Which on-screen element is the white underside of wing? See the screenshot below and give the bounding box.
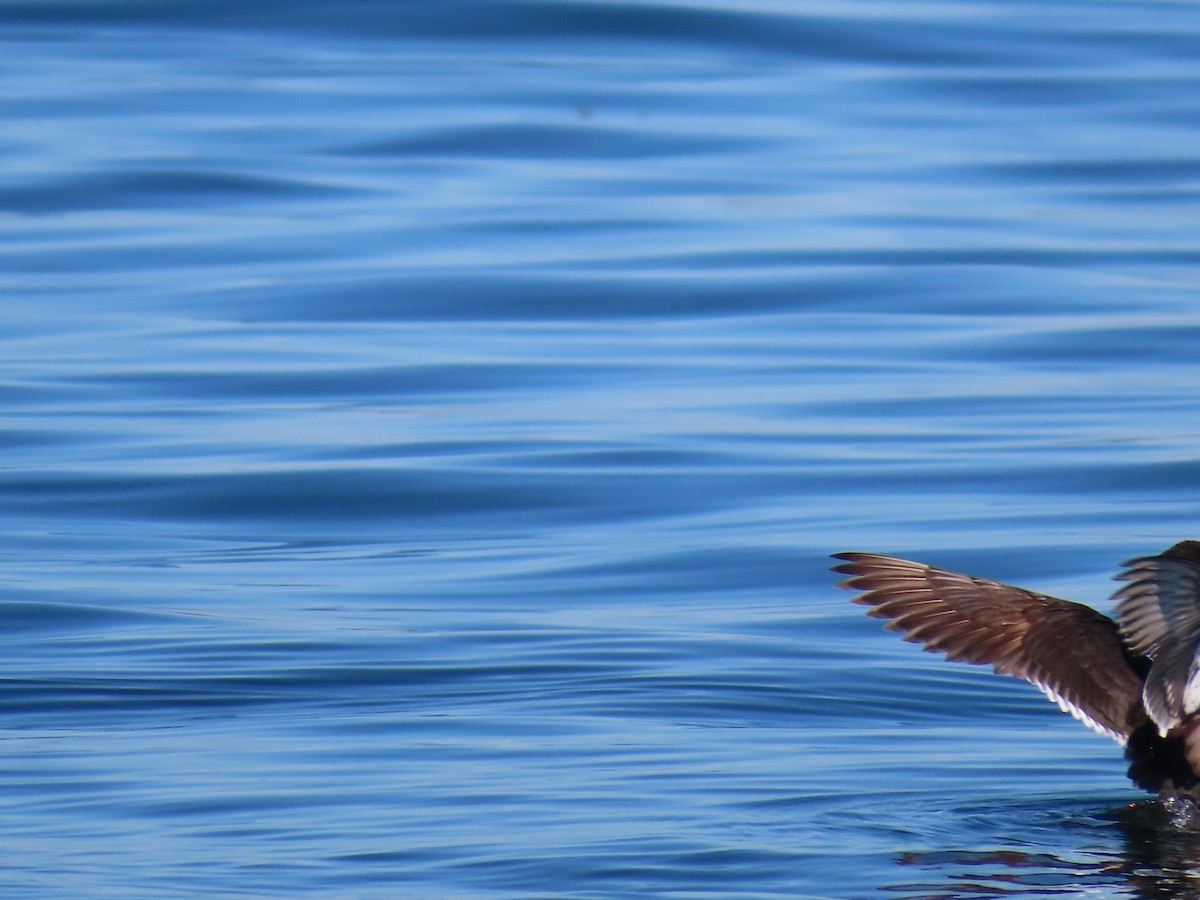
[1184,665,1200,719]
[1031,678,1126,745]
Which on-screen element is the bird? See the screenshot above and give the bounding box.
[833,541,1200,808]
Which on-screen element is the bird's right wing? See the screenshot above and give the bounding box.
[1115,540,1200,738]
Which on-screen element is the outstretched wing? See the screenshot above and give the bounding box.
[833,552,1148,744]
[1114,540,1200,737]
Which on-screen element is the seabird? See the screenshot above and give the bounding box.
[833,541,1200,805]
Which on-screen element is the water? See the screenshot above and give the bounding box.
[3,0,1200,896]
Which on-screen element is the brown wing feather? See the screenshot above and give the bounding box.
[833,552,1149,743]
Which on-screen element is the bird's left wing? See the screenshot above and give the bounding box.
[834,552,1149,744]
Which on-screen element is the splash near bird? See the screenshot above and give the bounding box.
[834,541,1200,807]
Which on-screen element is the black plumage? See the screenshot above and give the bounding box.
[834,542,1200,799]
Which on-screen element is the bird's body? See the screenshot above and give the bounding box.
[833,541,1200,802]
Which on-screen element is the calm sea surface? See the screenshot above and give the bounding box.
[3,1,1200,896]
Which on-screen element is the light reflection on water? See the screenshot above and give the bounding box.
[2,0,1200,896]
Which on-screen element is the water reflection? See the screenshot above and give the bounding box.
[884,802,1200,899]
[1118,803,1200,900]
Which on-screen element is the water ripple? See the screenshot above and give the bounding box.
[2,0,1200,896]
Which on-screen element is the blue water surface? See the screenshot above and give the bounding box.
[3,0,1200,896]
